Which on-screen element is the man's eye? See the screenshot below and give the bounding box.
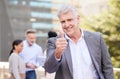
[61,21,65,23]
[68,19,72,21]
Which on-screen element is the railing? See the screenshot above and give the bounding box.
[0,62,120,79]
[114,68,120,72]
[0,62,45,79]
[114,68,120,79]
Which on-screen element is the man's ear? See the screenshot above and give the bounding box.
[77,15,80,21]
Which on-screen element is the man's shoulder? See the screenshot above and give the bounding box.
[47,37,57,44]
[84,30,102,37]
[48,37,58,41]
[34,43,42,49]
[23,40,27,45]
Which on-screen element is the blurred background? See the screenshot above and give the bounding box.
[0,0,120,79]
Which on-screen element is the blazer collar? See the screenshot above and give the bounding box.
[64,43,73,77]
[84,31,99,74]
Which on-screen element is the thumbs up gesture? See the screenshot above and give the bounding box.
[55,30,67,59]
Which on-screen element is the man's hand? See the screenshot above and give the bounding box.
[55,31,67,59]
[26,63,37,69]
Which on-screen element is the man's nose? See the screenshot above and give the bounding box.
[65,21,69,27]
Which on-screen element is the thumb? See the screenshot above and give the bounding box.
[59,30,65,38]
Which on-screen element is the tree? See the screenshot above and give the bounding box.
[81,0,120,67]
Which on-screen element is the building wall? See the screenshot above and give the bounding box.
[0,0,13,61]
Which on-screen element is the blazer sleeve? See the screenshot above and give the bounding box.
[100,34,114,79]
[44,38,62,73]
[11,55,21,79]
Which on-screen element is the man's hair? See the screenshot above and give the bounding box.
[48,31,57,38]
[57,4,78,18]
[25,29,36,35]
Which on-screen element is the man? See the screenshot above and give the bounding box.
[44,4,114,79]
[45,31,57,79]
[19,29,43,79]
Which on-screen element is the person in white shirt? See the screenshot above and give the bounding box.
[9,39,25,79]
[19,29,43,79]
[44,4,114,79]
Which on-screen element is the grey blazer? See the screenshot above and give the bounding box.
[44,31,114,79]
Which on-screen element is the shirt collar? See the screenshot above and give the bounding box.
[25,40,35,47]
[65,29,84,41]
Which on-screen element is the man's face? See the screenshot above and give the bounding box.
[59,11,80,37]
[26,33,36,46]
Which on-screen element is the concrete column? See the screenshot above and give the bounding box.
[0,0,13,61]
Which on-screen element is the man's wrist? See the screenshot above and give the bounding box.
[55,49,62,59]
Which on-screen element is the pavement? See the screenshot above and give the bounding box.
[0,62,46,79]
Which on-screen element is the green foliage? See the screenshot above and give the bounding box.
[81,0,120,68]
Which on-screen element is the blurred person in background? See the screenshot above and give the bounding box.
[19,29,43,79]
[9,39,25,79]
[44,4,114,79]
[44,31,57,79]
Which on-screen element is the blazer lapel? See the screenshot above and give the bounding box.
[64,43,73,77]
[84,31,95,61]
[84,31,100,74]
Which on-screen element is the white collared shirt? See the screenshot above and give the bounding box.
[19,40,43,71]
[65,30,98,79]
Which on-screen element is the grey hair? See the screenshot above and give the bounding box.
[25,29,36,36]
[57,4,78,18]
